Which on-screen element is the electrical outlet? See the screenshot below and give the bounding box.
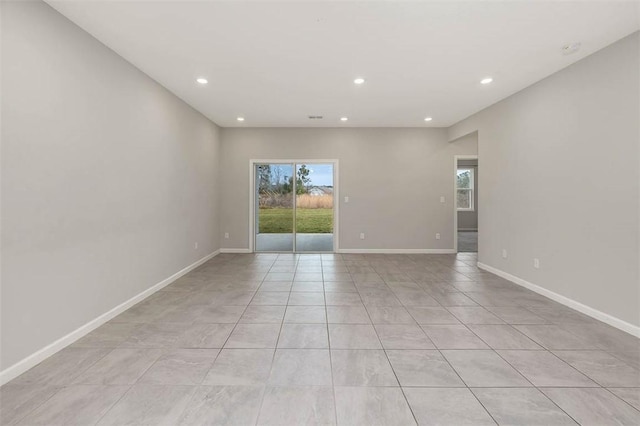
[440,196,445,203]
[502,249,508,259]
[224,233,229,239]
[194,242,198,249]
[344,196,349,203]
[435,233,441,240]
[534,258,540,269]
[360,232,365,240]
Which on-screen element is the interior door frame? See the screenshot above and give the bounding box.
[249,159,339,253]
[453,155,478,253]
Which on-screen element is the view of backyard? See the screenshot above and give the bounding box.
[257,164,334,234]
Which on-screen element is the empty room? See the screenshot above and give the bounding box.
[1,0,639,425]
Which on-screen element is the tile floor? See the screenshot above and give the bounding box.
[2,253,639,425]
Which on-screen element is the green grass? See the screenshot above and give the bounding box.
[259,208,333,233]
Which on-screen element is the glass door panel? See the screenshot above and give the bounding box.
[295,163,334,252]
[255,163,294,252]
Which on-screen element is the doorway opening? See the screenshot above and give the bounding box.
[454,155,478,253]
[251,161,337,253]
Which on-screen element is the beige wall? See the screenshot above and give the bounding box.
[1,1,221,370]
[449,32,640,328]
[220,128,477,251]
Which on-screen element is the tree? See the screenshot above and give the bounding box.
[296,164,311,194]
[257,165,272,193]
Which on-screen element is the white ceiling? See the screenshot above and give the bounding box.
[47,0,639,128]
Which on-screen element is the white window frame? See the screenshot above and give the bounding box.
[456,167,475,212]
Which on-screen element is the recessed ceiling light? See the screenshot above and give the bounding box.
[354,78,365,85]
[480,77,493,85]
[237,117,245,122]
[424,117,433,122]
[561,42,581,56]
[196,78,208,84]
[340,117,348,122]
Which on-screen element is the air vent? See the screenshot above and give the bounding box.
[308,115,323,120]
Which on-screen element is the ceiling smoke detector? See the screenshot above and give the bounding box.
[561,42,581,55]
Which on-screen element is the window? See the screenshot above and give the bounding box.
[457,168,474,211]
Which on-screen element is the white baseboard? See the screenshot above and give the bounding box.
[337,249,456,254]
[477,262,640,338]
[0,250,221,386]
[220,248,252,254]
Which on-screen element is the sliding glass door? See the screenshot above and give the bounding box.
[254,162,334,252]
[255,163,294,252]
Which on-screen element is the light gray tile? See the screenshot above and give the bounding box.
[324,282,357,292]
[431,292,478,307]
[467,325,542,349]
[194,305,245,323]
[326,306,371,324]
[120,323,188,348]
[366,306,415,324]
[447,307,504,324]
[387,350,464,387]
[98,384,195,425]
[257,386,336,425]
[251,291,290,305]
[239,305,286,323]
[73,348,163,385]
[553,350,640,387]
[485,307,549,324]
[12,348,110,386]
[472,388,577,425]
[294,273,324,282]
[498,350,597,387]
[331,350,398,386]
[17,385,128,426]
[360,290,402,307]
[334,387,416,426]
[0,385,61,425]
[203,349,274,385]
[328,324,382,349]
[177,385,264,425]
[407,307,461,325]
[269,349,332,386]
[404,388,495,426]
[608,388,640,411]
[277,324,329,348]
[265,272,295,281]
[259,281,292,292]
[138,349,218,385]
[176,323,234,348]
[325,292,363,306]
[323,272,353,282]
[610,351,640,371]
[291,281,324,292]
[224,324,280,348]
[421,325,489,349]
[288,292,325,305]
[375,324,435,349]
[442,350,531,387]
[514,325,596,350]
[284,306,327,323]
[394,291,440,307]
[541,387,640,426]
[72,323,141,348]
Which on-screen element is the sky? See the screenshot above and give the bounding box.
[301,163,334,186]
[266,163,334,187]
